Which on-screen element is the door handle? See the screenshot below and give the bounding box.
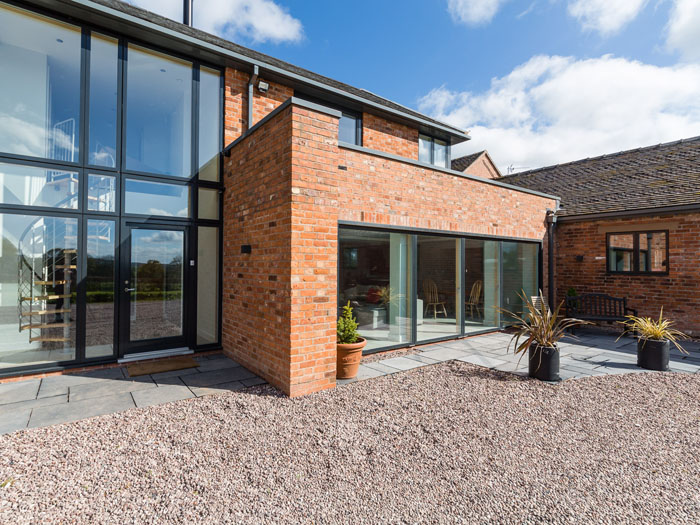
[124,287,136,292]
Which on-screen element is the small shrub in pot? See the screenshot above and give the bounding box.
[336,302,366,379]
[618,308,689,371]
[502,291,589,381]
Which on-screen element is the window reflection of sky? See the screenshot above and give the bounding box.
[125,179,188,218]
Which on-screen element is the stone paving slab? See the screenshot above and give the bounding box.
[132,384,195,408]
[420,347,469,362]
[378,357,424,371]
[457,354,507,368]
[363,361,403,375]
[0,379,40,405]
[0,354,264,434]
[0,409,31,435]
[190,380,247,397]
[69,376,157,402]
[181,366,256,388]
[28,392,136,428]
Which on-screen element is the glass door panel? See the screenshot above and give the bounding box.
[122,224,186,353]
[501,242,538,326]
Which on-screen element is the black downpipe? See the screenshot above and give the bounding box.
[183,0,193,26]
[546,210,556,308]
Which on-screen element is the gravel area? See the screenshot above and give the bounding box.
[1,362,699,524]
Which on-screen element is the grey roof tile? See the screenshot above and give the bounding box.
[501,136,700,217]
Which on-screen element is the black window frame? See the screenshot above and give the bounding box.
[606,230,669,275]
[419,134,450,168]
[0,0,225,378]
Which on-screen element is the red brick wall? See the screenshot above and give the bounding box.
[223,67,293,145]
[464,154,501,180]
[554,214,700,334]
[223,98,555,396]
[362,112,419,159]
[222,103,294,392]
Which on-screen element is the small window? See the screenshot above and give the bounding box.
[338,111,361,146]
[418,134,449,168]
[607,231,668,274]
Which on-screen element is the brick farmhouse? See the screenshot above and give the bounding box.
[504,137,700,335]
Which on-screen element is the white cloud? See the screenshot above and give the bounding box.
[418,55,700,173]
[125,0,303,44]
[666,0,700,62]
[567,0,648,36]
[447,0,508,25]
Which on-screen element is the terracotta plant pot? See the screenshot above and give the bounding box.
[336,337,366,379]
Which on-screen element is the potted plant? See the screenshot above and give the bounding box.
[336,301,366,379]
[618,308,689,371]
[502,291,589,381]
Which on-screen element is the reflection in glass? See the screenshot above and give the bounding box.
[89,34,118,167]
[0,4,81,161]
[0,213,77,370]
[434,139,447,168]
[338,228,412,352]
[86,220,115,358]
[197,226,219,344]
[0,163,78,209]
[417,235,460,342]
[608,234,634,272]
[501,242,538,326]
[87,174,116,212]
[198,188,219,220]
[339,113,359,145]
[639,232,666,272]
[124,179,189,217]
[465,239,500,333]
[418,135,431,163]
[198,67,221,181]
[126,45,192,177]
[130,229,184,340]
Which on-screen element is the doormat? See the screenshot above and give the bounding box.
[127,356,199,377]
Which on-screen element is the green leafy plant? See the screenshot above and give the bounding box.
[617,307,689,354]
[566,287,577,297]
[337,301,360,344]
[500,290,590,360]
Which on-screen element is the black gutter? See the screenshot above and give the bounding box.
[182,0,191,26]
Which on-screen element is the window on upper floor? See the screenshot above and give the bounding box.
[419,134,449,168]
[338,110,362,146]
[607,231,668,274]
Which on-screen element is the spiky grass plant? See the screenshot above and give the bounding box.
[618,307,689,354]
[500,290,590,362]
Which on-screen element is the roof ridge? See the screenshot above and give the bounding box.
[501,135,700,179]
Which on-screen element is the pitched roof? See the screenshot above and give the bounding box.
[501,137,700,217]
[61,0,468,142]
[451,151,484,172]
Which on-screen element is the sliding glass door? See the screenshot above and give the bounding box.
[338,226,541,353]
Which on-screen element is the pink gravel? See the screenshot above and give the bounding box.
[1,362,699,524]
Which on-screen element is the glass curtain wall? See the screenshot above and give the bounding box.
[0,1,223,373]
[338,226,540,353]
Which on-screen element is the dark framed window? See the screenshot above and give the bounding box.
[338,110,362,146]
[419,134,449,168]
[0,0,224,376]
[607,231,668,274]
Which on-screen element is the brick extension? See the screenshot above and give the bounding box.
[222,70,556,396]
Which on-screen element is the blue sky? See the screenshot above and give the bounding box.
[130,0,700,171]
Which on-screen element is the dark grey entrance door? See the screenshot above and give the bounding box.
[119,221,188,355]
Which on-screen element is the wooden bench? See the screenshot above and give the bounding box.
[565,293,637,331]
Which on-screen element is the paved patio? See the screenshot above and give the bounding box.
[2,329,699,435]
[0,354,266,434]
[340,328,700,385]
